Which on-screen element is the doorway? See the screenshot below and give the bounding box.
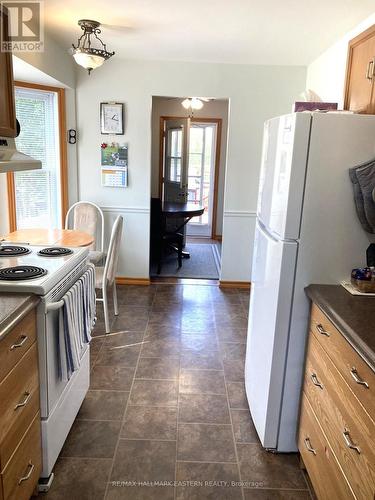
[150,96,228,280]
[159,117,222,240]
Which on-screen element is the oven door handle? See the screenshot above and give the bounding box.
[46,300,64,312]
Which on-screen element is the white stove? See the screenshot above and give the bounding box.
[0,244,93,486]
[0,244,89,295]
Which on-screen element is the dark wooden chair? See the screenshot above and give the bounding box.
[150,198,183,274]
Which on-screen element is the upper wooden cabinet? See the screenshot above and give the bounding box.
[346,34,375,113]
[0,6,17,138]
[344,25,375,114]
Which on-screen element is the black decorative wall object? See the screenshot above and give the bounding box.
[68,129,77,144]
[366,243,375,267]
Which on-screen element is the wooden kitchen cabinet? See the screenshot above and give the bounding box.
[0,308,42,500]
[0,6,17,138]
[299,302,375,499]
[344,25,375,114]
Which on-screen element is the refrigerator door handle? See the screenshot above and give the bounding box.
[257,219,280,243]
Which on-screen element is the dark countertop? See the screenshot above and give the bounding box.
[305,284,375,372]
[0,293,39,341]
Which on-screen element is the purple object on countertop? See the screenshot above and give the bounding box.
[294,102,338,112]
[351,267,372,281]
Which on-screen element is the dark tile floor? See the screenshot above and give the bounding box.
[37,284,312,500]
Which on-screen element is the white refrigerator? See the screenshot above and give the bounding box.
[245,111,375,452]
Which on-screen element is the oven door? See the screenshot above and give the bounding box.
[37,266,93,419]
[41,306,88,418]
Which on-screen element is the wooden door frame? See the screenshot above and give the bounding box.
[344,23,375,111]
[159,116,223,240]
[7,81,68,231]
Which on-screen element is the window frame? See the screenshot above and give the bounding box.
[7,81,68,231]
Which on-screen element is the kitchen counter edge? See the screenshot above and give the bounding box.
[305,284,375,373]
[0,293,40,341]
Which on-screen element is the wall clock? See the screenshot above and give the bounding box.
[100,102,124,134]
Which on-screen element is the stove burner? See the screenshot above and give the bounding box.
[0,265,47,281]
[0,246,30,257]
[38,247,73,257]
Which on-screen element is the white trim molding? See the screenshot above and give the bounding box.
[101,206,150,214]
[223,210,256,218]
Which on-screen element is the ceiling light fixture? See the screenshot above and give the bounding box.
[71,19,115,74]
[182,97,204,111]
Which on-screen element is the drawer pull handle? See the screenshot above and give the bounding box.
[311,373,324,389]
[18,461,34,484]
[350,367,369,388]
[304,437,317,455]
[10,335,28,350]
[315,324,330,337]
[366,60,374,80]
[343,429,361,454]
[14,392,31,410]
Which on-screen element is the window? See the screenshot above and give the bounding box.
[166,127,182,182]
[7,83,67,230]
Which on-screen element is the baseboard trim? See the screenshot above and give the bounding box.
[219,280,251,290]
[116,277,151,286]
[151,277,219,286]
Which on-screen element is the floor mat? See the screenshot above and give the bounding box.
[150,243,220,279]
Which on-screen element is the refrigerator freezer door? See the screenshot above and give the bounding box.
[257,113,311,240]
[245,220,298,449]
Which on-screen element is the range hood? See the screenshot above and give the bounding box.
[0,136,42,173]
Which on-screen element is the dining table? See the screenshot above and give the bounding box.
[161,201,204,258]
[2,228,94,248]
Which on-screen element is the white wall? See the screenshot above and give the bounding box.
[75,58,306,280]
[306,13,375,106]
[15,32,76,89]
[151,96,229,236]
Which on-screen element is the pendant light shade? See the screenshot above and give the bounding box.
[73,50,105,70]
[71,20,115,74]
[182,97,204,111]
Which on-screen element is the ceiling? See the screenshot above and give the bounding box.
[45,0,375,66]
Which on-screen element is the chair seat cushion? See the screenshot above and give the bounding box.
[95,267,104,288]
[89,250,105,265]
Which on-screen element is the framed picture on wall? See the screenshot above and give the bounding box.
[100,102,124,134]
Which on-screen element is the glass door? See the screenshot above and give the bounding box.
[163,117,190,203]
[187,122,217,237]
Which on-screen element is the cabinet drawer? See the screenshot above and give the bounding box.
[0,343,39,471]
[310,303,375,422]
[304,333,375,499]
[299,392,355,500]
[1,413,41,500]
[0,310,37,383]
